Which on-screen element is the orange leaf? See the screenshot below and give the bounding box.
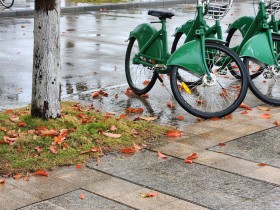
[35,146,43,153]
[197,117,203,123]
[102,132,121,138]
[177,116,184,121]
[140,192,158,198]
[18,122,27,127]
[79,193,85,199]
[157,151,167,159]
[224,114,233,120]
[91,91,100,98]
[186,153,198,160]
[24,176,29,181]
[0,127,8,133]
[33,170,49,177]
[114,93,119,99]
[273,120,280,126]
[133,142,142,150]
[13,174,22,180]
[210,117,220,121]
[140,94,149,98]
[167,101,175,109]
[9,115,20,123]
[0,179,5,184]
[166,130,182,137]
[184,159,192,164]
[241,110,248,115]
[121,148,136,154]
[143,80,150,85]
[125,87,136,96]
[261,113,272,119]
[258,106,270,111]
[76,164,83,169]
[257,163,267,167]
[49,145,59,154]
[239,102,252,110]
[218,143,226,146]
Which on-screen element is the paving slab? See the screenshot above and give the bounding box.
[87,150,279,210]
[19,189,135,210]
[209,127,280,168]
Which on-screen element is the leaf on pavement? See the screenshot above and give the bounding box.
[261,113,272,119]
[167,101,175,109]
[257,163,267,167]
[33,170,49,177]
[218,143,226,147]
[76,164,83,169]
[157,151,167,159]
[121,148,136,154]
[239,102,252,110]
[139,116,157,121]
[79,193,85,199]
[273,120,280,126]
[13,174,22,180]
[102,132,122,138]
[166,130,182,137]
[241,110,248,115]
[177,115,184,121]
[258,106,270,111]
[0,179,5,184]
[140,192,158,198]
[133,142,142,150]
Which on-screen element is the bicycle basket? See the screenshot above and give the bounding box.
[203,0,233,20]
[266,0,280,15]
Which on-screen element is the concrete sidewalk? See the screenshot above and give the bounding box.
[0,0,191,17]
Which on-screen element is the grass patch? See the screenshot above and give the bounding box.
[0,102,171,176]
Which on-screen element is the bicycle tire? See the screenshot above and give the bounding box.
[170,41,248,118]
[226,28,262,80]
[244,34,280,105]
[125,37,158,95]
[0,0,14,8]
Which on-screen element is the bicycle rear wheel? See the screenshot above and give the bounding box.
[0,0,14,8]
[170,41,248,118]
[125,37,158,95]
[244,34,280,105]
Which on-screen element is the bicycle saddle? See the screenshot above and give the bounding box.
[148,10,175,19]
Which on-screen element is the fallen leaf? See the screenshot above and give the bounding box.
[133,142,142,150]
[102,132,122,138]
[0,179,5,184]
[91,91,100,98]
[196,99,205,105]
[49,145,59,154]
[18,122,27,127]
[125,87,136,96]
[224,114,233,119]
[9,115,20,123]
[166,130,182,137]
[210,117,220,121]
[33,170,49,177]
[258,106,270,111]
[140,94,149,98]
[184,159,192,164]
[157,151,167,159]
[24,176,29,181]
[13,174,22,180]
[140,192,158,198]
[186,153,198,160]
[261,113,272,119]
[167,101,175,109]
[35,146,43,153]
[143,80,150,85]
[139,116,157,121]
[197,117,203,123]
[239,102,252,110]
[76,164,83,169]
[79,193,85,199]
[121,148,136,154]
[273,120,280,126]
[177,115,184,121]
[0,127,8,133]
[114,93,119,99]
[241,110,248,115]
[218,143,226,146]
[109,125,118,131]
[257,163,267,167]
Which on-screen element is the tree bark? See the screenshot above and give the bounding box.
[31,0,61,119]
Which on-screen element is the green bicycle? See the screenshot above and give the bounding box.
[125,0,249,118]
[226,0,280,105]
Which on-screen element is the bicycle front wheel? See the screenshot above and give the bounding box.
[0,0,14,8]
[125,37,158,95]
[244,35,280,105]
[170,41,248,119]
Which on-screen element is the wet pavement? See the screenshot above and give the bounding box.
[1,1,280,210]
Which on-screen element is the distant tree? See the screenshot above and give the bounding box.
[31,0,61,119]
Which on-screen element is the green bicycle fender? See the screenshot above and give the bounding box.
[166,39,205,76]
[129,23,163,59]
[240,32,275,65]
[173,20,215,38]
[226,16,254,37]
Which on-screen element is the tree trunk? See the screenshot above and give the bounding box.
[31,0,61,119]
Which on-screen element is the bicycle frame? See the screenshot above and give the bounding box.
[232,0,279,67]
